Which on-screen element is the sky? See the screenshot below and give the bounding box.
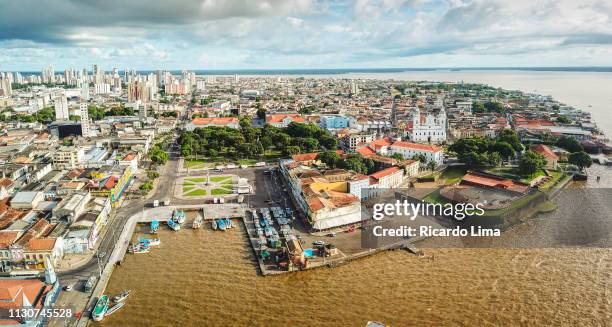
[1,0,612,71]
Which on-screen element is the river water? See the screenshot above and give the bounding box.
[101,71,612,326]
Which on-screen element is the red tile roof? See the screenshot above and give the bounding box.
[356,146,377,158]
[530,144,559,160]
[266,114,305,124]
[26,238,56,251]
[390,141,442,152]
[369,166,402,180]
[461,172,530,194]
[191,117,238,125]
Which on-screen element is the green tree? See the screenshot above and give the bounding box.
[472,101,485,113]
[519,150,546,176]
[556,116,571,124]
[140,182,153,194]
[484,101,505,113]
[568,151,592,170]
[390,153,404,160]
[556,136,583,153]
[496,129,522,152]
[490,141,515,161]
[256,107,266,120]
[412,154,427,163]
[426,160,436,171]
[318,151,342,168]
[283,146,301,156]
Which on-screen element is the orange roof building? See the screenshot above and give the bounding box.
[187,117,240,131]
[266,114,305,127]
[460,171,530,194]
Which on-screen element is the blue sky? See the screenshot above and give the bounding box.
[1,0,612,71]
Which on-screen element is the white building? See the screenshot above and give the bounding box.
[409,107,446,143]
[343,132,375,151]
[80,103,91,137]
[387,141,443,166]
[94,83,111,95]
[54,95,69,121]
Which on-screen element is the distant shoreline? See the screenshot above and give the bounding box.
[9,67,612,75]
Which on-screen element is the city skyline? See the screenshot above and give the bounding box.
[2,0,612,71]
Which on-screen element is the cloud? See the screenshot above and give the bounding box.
[0,0,316,45]
[2,0,612,69]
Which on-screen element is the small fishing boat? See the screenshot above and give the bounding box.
[139,237,160,246]
[105,302,125,316]
[212,219,218,230]
[131,244,150,254]
[112,290,131,303]
[167,219,180,231]
[192,214,203,229]
[150,220,159,234]
[92,295,109,321]
[217,219,227,231]
[173,210,186,224]
[225,218,232,229]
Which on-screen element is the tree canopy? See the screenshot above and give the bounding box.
[518,150,546,176]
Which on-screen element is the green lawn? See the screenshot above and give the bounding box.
[185,189,208,196]
[440,167,466,185]
[185,159,209,168]
[422,189,452,204]
[539,171,565,190]
[210,176,232,183]
[183,185,195,192]
[211,187,232,195]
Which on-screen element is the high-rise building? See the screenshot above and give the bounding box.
[81,82,89,100]
[350,80,360,95]
[54,95,69,121]
[0,77,11,96]
[128,81,150,102]
[94,83,111,94]
[136,100,147,121]
[79,103,91,137]
[42,65,55,84]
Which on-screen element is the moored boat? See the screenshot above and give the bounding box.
[112,290,131,303]
[150,220,159,234]
[105,302,125,316]
[225,218,232,229]
[92,295,109,321]
[212,219,217,230]
[217,219,226,231]
[173,210,186,224]
[167,219,181,231]
[192,214,203,229]
[139,237,160,246]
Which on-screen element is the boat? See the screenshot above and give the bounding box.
[173,210,186,224]
[130,243,150,254]
[211,219,218,230]
[150,220,159,234]
[92,295,109,321]
[105,302,125,316]
[139,237,160,246]
[167,219,180,231]
[192,214,203,229]
[218,219,227,231]
[112,290,131,303]
[225,218,232,229]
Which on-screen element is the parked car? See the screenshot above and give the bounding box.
[313,240,325,246]
[64,284,74,291]
[98,251,107,258]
